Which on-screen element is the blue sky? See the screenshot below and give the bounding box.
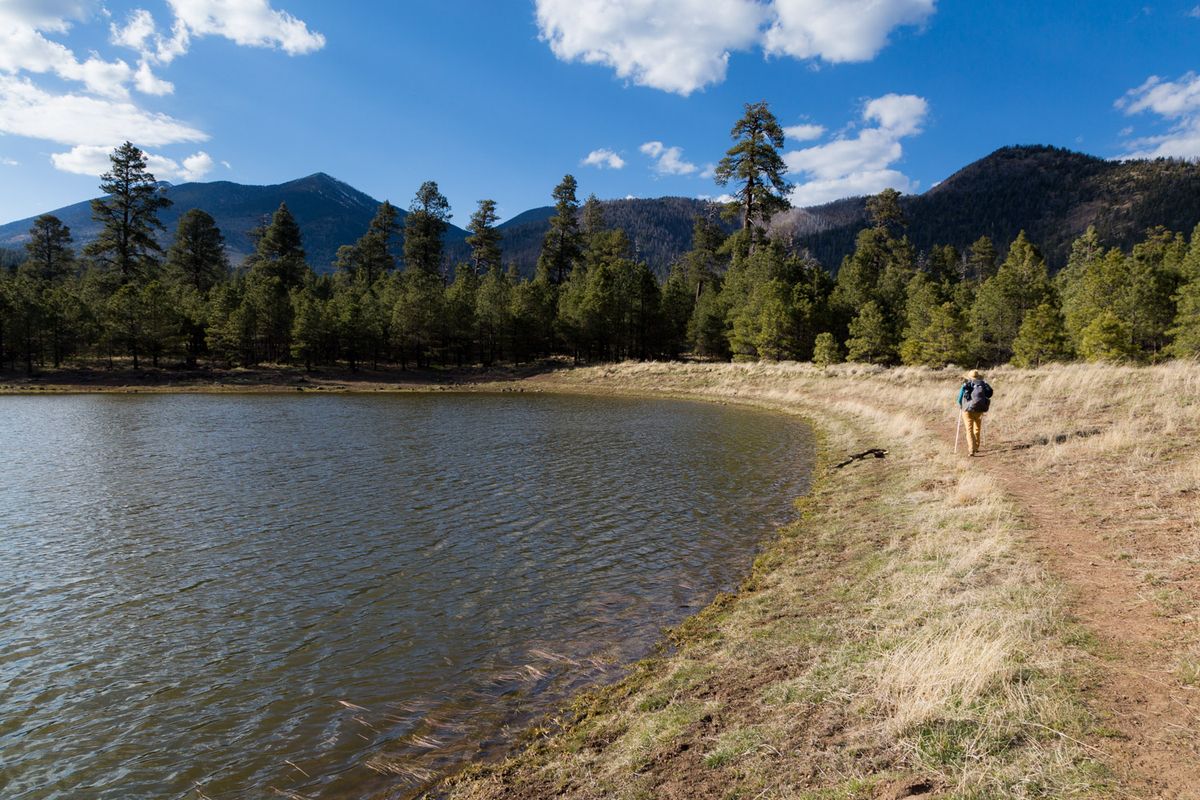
[2,0,1200,226]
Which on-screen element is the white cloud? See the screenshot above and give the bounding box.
[0,0,322,177]
[785,93,928,205]
[1,157,18,166]
[0,9,135,98]
[764,0,935,63]
[133,60,174,95]
[784,122,826,141]
[1116,72,1200,158]
[51,144,215,181]
[180,150,214,179]
[535,0,767,95]
[111,8,156,50]
[0,1,98,31]
[0,75,207,147]
[582,148,626,169]
[640,140,698,175]
[1189,5,1200,17]
[697,193,736,203]
[699,162,716,178]
[167,0,325,55]
[534,0,934,95]
[863,93,927,135]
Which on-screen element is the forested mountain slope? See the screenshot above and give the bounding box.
[774,146,1200,269]
[5,146,1200,275]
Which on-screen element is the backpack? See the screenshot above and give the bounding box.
[964,380,993,413]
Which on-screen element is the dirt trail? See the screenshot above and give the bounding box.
[940,414,1200,799]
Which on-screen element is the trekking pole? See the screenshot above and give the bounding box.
[954,406,962,454]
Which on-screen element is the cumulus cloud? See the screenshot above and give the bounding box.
[0,0,321,176]
[783,122,826,141]
[1116,72,1200,158]
[1,157,19,166]
[167,0,325,55]
[582,148,626,169]
[640,140,699,175]
[763,0,935,63]
[0,75,207,147]
[534,0,935,95]
[51,144,215,180]
[784,93,928,206]
[536,0,765,96]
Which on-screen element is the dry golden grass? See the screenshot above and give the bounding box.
[435,359,1196,799]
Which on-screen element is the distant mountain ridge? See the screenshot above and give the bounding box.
[0,173,468,272]
[773,145,1200,269]
[4,145,1200,276]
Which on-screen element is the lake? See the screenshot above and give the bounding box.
[0,392,813,799]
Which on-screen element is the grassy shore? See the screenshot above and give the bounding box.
[434,361,1199,799]
[6,360,1197,797]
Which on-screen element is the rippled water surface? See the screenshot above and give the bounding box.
[0,392,813,799]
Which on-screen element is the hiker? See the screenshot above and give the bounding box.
[957,369,993,456]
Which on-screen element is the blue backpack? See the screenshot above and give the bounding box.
[963,380,993,412]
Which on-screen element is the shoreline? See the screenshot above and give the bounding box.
[0,363,565,395]
[9,361,1198,798]
[431,363,1109,799]
[431,361,1199,799]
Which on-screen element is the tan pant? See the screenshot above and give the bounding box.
[962,411,983,454]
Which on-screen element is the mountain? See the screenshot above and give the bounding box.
[446,197,737,277]
[4,145,1200,277]
[0,173,468,272]
[773,145,1200,270]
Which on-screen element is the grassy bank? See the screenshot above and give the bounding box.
[8,360,1196,796]
[430,361,1198,799]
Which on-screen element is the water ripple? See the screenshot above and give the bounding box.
[0,392,812,800]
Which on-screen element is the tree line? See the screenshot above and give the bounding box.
[3,106,1200,376]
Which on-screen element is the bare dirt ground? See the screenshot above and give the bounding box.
[943,412,1200,799]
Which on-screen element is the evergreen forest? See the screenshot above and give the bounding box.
[4,106,1200,377]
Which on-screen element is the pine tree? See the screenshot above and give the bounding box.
[899,272,942,365]
[1168,276,1200,357]
[714,101,792,245]
[660,263,694,357]
[248,203,307,290]
[22,215,75,281]
[357,201,400,283]
[866,188,906,236]
[290,286,327,370]
[242,203,307,362]
[812,332,842,367]
[1011,302,1071,367]
[465,199,502,276]
[965,236,998,282]
[444,268,479,365]
[392,270,444,367]
[165,209,229,294]
[969,231,1052,364]
[475,266,512,366]
[1078,310,1137,361]
[139,279,179,368]
[690,283,730,360]
[536,175,583,284]
[915,302,970,366]
[403,181,451,276]
[581,193,605,241]
[846,300,895,364]
[85,142,172,285]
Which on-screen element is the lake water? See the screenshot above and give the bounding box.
[0,392,813,799]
